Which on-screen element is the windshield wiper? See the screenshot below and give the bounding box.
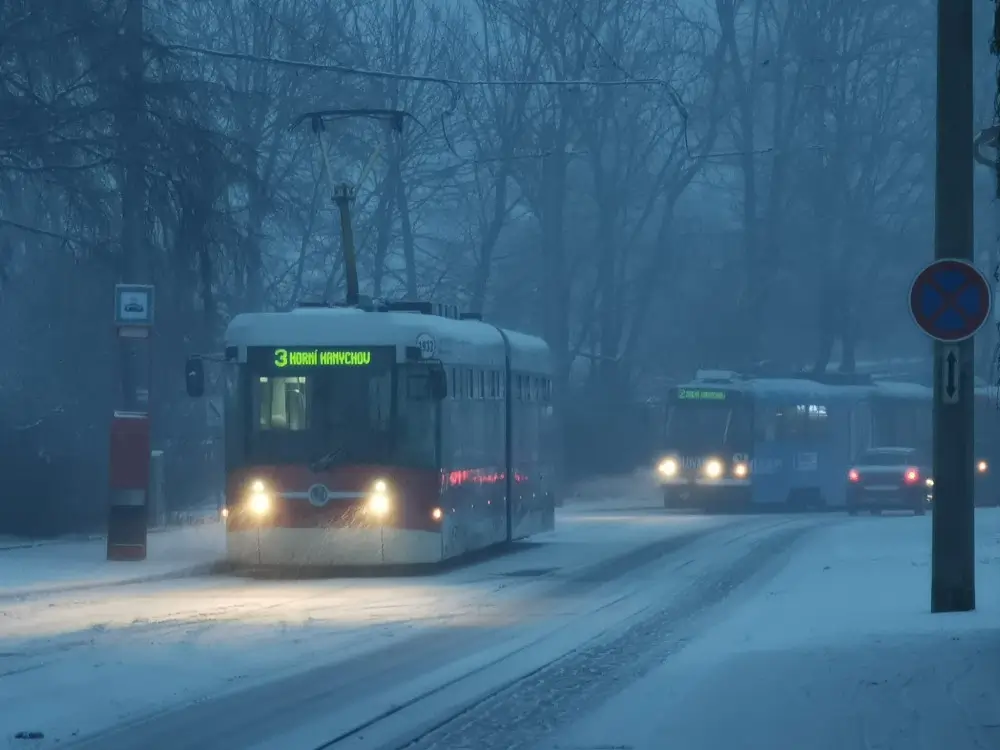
[309,445,344,473]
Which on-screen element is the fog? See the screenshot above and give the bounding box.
[1,0,999,535]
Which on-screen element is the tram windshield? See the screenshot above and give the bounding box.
[664,396,751,454]
[240,345,440,468]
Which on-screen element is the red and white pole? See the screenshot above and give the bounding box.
[107,411,151,561]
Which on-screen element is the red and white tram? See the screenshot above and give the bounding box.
[185,301,557,566]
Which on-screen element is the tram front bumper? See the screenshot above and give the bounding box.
[661,478,751,507]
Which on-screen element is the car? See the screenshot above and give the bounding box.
[846,446,931,516]
[124,302,144,313]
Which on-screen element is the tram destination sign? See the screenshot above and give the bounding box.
[273,348,372,367]
[247,346,395,372]
[676,388,728,401]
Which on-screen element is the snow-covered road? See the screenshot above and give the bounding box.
[1,501,758,748]
[8,506,997,750]
[547,508,1000,750]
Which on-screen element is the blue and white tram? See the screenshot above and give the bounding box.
[185,301,557,566]
[655,371,874,511]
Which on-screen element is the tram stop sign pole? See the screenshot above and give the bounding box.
[109,284,155,561]
[909,258,990,613]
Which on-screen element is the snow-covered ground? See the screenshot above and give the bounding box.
[0,523,225,598]
[0,478,660,600]
[0,503,738,748]
[11,502,995,750]
[551,508,1000,750]
[565,469,661,506]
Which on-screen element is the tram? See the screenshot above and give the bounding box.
[185,300,557,566]
[655,370,874,511]
[653,368,1000,512]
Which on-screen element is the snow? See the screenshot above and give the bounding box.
[0,502,732,748]
[551,509,1000,750]
[227,307,553,372]
[0,524,225,599]
[0,491,663,600]
[678,507,1000,655]
[18,501,997,750]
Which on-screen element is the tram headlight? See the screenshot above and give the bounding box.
[368,493,390,516]
[732,462,749,478]
[926,477,934,487]
[703,459,723,479]
[978,460,989,474]
[367,478,391,517]
[249,491,271,516]
[246,479,272,516]
[657,458,678,477]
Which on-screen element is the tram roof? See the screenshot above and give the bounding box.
[673,375,999,403]
[673,377,873,399]
[226,306,552,373]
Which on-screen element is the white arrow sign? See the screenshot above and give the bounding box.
[942,345,960,405]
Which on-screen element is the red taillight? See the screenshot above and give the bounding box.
[904,468,919,484]
[848,469,860,483]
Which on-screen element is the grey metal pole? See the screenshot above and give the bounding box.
[931,0,976,613]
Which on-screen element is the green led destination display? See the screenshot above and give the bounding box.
[677,388,727,401]
[273,348,372,367]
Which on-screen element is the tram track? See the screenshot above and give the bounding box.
[309,518,815,750]
[54,515,825,750]
[0,514,741,671]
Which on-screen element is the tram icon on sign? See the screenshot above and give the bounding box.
[114,283,155,327]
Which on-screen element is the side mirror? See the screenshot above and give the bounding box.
[429,369,447,401]
[185,356,205,398]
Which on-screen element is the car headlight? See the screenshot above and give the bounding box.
[732,462,749,478]
[978,460,988,474]
[704,459,723,479]
[367,478,390,516]
[657,458,678,477]
[926,477,934,487]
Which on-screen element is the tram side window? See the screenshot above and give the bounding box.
[775,404,829,440]
[397,373,438,468]
[850,403,872,456]
[254,376,309,430]
[754,402,777,442]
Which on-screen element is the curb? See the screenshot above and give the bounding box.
[0,561,221,601]
[0,521,223,552]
